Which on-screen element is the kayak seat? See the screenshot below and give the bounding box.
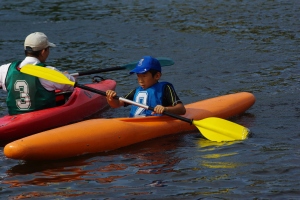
[55,90,73,106]
[55,76,104,106]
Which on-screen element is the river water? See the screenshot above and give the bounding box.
[0,0,300,199]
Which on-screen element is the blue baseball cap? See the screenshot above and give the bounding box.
[129,56,161,74]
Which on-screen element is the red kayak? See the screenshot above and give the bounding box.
[0,78,116,145]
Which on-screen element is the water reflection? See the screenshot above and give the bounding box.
[4,159,92,187]
[198,139,243,169]
[3,134,184,193]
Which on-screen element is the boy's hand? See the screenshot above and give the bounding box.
[152,105,166,115]
[106,90,117,101]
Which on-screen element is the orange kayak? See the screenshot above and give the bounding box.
[0,79,116,145]
[4,92,255,161]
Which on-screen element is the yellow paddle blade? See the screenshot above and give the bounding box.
[193,117,249,142]
[21,64,75,86]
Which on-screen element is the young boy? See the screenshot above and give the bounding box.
[106,56,186,117]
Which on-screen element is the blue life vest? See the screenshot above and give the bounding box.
[129,82,170,117]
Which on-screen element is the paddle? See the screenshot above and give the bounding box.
[20,65,249,142]
[70,57,174,76]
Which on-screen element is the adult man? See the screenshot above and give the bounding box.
[0,32,75,115]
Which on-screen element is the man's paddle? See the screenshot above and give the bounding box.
[70,57,174,76]
[20,65,249,142]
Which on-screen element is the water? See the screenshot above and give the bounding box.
[0,0,300,199]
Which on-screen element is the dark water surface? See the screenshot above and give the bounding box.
[0,0,300,199]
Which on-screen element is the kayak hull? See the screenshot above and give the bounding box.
[4,92,255,161]
[0,79,116,145]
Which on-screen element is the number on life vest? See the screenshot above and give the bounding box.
[134,91,148,116]
[15,80,31,110]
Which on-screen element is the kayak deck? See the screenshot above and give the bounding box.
[4,92,255,161]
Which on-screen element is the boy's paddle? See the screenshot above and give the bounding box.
[20,65,249,142]
[70,57,174,76]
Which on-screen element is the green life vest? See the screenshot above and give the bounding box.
[5,61,56,115]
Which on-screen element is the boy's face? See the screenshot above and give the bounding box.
[136,71,161,89]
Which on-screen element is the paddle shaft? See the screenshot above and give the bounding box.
[70,66,125,76]
[70,57,174,76]
[75,83,193,124]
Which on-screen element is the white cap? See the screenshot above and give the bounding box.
[24,32,56,51]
